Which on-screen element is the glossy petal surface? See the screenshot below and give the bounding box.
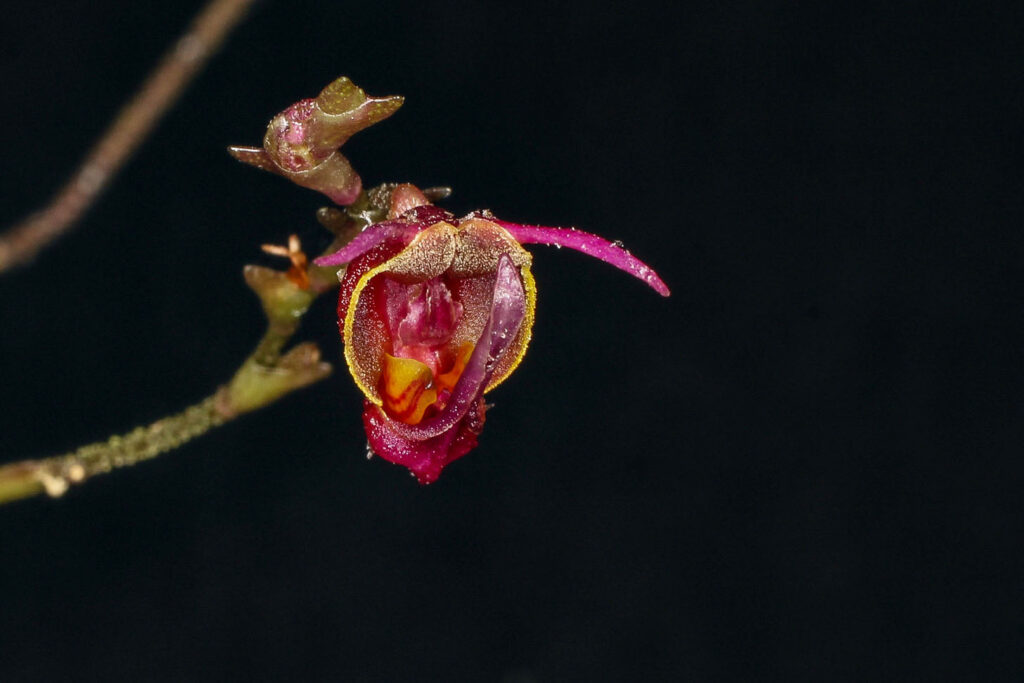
[495,220,671,296]
[313,220,417,267]
[363,398,484,484]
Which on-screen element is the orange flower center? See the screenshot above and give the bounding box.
[381,343,473,424]
[378,275,473,425]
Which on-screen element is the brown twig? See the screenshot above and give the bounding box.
[0,0,257,273]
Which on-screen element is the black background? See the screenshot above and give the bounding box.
[1,1,1022,680]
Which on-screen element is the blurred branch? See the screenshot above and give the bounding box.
[0,0,256,273]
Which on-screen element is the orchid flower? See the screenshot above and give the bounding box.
[233,77,669,483]
[314,187,669,483]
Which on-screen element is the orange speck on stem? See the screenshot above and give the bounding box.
[261,234,311,289]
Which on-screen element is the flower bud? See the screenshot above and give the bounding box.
[228,77,403,205]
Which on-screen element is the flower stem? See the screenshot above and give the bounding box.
[0,315,331,506]
[0,187,392,506]
[0,397,226,503]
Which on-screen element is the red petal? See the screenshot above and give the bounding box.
[314,206,458,267]
[363,398,485,484]
[336,236,410,327]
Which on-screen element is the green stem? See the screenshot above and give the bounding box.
[0,186,394,506]
[0,396,226,503]
[0,323,331,505]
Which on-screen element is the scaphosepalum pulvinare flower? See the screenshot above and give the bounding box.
[0,71,668,503]
[234,77,671,483]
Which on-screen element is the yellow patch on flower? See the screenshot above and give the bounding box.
[380,354,437,425]
[436,342,475,394]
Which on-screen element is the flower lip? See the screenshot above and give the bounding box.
[384,253,527,441]
[362,397,483,484]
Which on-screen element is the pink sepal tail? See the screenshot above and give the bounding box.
[494,220,670,296]
[313,221,417,266]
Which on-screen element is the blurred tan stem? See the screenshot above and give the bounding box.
[0,0,256,273]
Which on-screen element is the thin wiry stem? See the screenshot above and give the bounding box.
[0,0,257,273]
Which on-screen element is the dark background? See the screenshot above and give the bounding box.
[1,1,1022,680]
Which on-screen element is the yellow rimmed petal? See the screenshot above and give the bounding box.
[450,218,537,393]
[451,217,532,277]
[344,222,458,405]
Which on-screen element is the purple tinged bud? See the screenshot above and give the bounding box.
[228,77,403,206]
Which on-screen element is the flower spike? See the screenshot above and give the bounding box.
[228,77,403,205]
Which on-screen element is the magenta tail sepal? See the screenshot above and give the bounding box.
[494,220,670,296]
